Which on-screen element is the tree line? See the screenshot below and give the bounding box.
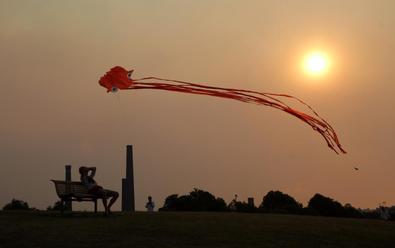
[2,188,394,220]
[159,188,394,220]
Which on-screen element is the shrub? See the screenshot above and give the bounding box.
[308,194,346,217]
[344,203,364,218]
[159,188,227,212]
[3,199,31,210]
[234,201,257,213]
[47,201,63,211]
[259,191,303,214]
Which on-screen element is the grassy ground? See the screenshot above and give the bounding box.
[0,211,394,248]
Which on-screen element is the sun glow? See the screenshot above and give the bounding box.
[303,51,330,76]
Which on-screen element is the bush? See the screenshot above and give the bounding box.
[388,206,395,221]
[259,191,303,214]
[160,194,179,211]
[308,194,346,217]
[47,201,63,211]
[233,201,257,213]
[159,188,227,212]
[300,207,319,216]
[344,203,364,218]
[3,199,31,210]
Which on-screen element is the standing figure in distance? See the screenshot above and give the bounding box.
[145,196,155,212]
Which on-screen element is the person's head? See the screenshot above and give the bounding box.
[148,196,152,201]
[79,166,89,176]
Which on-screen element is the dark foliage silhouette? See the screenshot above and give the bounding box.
[159,189,391,220]
[232,201,257,213]
[159,188,227,212]
[343,203,364,218]
[46,201,63,211]
[308,193,347,217]
[259,191,303,214]
[3,199,31,210]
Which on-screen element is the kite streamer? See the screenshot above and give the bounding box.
[99,66,346,154]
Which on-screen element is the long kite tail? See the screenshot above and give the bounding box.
[127,76,346,154]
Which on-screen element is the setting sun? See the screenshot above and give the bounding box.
[303,51,330,76]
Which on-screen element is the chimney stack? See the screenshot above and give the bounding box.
[65,165,72,211]
[122,145,135,212]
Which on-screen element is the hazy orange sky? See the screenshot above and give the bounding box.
[1,0,395,211]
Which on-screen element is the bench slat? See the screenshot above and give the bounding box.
[51,180,97,198]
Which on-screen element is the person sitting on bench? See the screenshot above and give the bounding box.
[79,166,119,215]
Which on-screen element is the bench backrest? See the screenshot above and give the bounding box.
[51,180,89,197]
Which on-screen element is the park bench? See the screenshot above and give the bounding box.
[51,180,107,214]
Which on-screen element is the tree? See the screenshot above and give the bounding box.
[308,194,346,217]
[259,191,303,214]
[3,199,31,210]
[159,188,227,212]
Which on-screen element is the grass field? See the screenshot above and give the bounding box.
[0,211,394,248]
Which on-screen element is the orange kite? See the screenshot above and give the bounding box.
[99,66,346,154]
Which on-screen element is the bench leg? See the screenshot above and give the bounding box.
[94,199,97,213]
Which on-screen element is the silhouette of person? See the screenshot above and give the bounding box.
[145,196,155,212]
[79,166,119,215]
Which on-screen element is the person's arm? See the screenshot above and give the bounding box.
[89,167,96,178]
